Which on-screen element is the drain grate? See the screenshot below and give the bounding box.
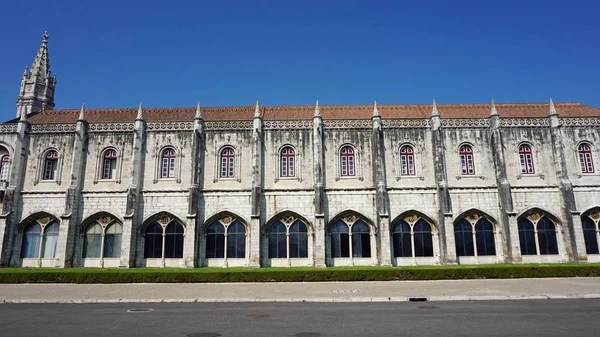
[295,333,322,337]
[187,333,221,337]
[408,297,428,302]
[127,308,154,313]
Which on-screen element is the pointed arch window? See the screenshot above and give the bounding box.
[43,150,59,180]
[21,219,59,259]
[340,146,355,177]
[399,145,415,176]
[143,217,184,259]
[101,149,118,180]
[268,216,308,259]
[392,216,434,258]
[518,144,535,174]
[280,147,296,178]
[204,216,246,259]
[220,147,235,178]
[578,143,595,173]
[83,218,122,259]
[454,215,496,257]
[161,148,176,178]
[0,155,10,182]
[459,145,475,175]
[518,213,559,256]
[330,216,370,258]
[582,211,600,255]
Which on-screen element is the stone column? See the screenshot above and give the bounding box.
[430,100,453,264]
[371,102,392,266]
[548,100,585,261]
[248,102,263,267]
[488,101,516,261]
[313,102,327,267]
[55,105,88,267]
[122,103,146,267]
[188,102,204,267]
[0,112,31,266]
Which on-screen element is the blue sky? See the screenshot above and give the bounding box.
[1,0,598,120]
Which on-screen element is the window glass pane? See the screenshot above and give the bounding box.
[144,222,163,258]
[454,219,474,256]
[392,220,411,257]
[518,218,537,255]
[104,223,122,258]
[164,223,184,258]
[21,223,41,258]
[84,223,103,258]
[582,217,599,255]
[289,228,308,258]
[537,217,558,255]
[41,222,59,258]
[475,219,496,256]
[414,219,433,257]
[227,233,246,258]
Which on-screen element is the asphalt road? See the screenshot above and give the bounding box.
[0,299,599,337]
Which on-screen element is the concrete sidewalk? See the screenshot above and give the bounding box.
[1,277,600,303]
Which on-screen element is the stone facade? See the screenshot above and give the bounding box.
[1,33,600,268]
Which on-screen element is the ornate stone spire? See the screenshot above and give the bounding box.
[549,98,558,116]
[195,101,202,119]
[373,101,380,117]
[314,100,321,117]
[254,100,261,118]
[490,99,498,116]
[31,31,51,81]
[136,102,144,120]
[78,103,85,120]
[432,98,439,117]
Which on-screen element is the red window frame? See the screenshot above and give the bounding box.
[102,149,118,180]
[400,145,415,176]
[459,145,475,175]
[0,155,10,182]
[340,146,355,177]
[578,143,595,173]
[43,150,59,180]
[220,148,235,178]
[518,144,535,174]
[280,147,295,177]
[161,148,176,178]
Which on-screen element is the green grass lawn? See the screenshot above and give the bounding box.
[0,263,599,283]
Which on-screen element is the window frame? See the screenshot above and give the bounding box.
[160,148,177,179]
[339,145,356,177]
[219,147,236,179]
[459,144,475,175]
[518,144,535,174]
[42,150,59,181]
[578,143,595,174]
[399,145,416,176]
[279,146,296,178]
[101,148,119,180]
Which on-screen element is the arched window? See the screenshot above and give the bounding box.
[21,220,59,259]
[206,222,225,258]
[220,147,235,178]
[582,211,600,255]
[289,221,308,258]
[454,215,496,257]
[102,149,118,180]
[459,145,475,175]
[518,213,559,255]
[330,216,371,258]
[340,146,355,177]
[578,143,595,173]
[84,220,122,259]
[161,148,176,178]
[399,146,415,176]
[43,150,59,180]
[269,222,287,258]
[280,147,296,177]
[393,217,434,258]
[143,217,184,259]
[268,217,308,259]
[518,144,535,174]
[0,155,10,182]
[204,217,246,259]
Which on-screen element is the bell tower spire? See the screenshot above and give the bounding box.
[16,31,57,118]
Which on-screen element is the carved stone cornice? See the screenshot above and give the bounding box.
[0,124,17,134]
[500,118,549,127]
[323,119,371,129]
[204,121,253,131]
[383,119,430,128]
[264,120,313,129]
[31,124,76,133]
[442,119,490,128]
[146,122,193,132]
[559,117,600,127]
[89,123,135,132]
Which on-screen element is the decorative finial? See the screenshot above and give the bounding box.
[549,98,557,116]
[19,109,27,122]
[42,31,49,43]
[23,66,28,76]
[315,100,321,117]
[254,100,260,118]
[373,100,380,117]
[136,102,143,120]
[490,99,498,116]
[195,101,202,119]
[432,98,439,117]
[78,103,85,120]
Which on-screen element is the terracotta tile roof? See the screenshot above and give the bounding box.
[19,102,600,124]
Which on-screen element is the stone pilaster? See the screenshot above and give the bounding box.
[488,101,515,262]
[313,101,326,267]
[430,100,453,264]
[0,114,31,266]
[122,104,146,267]
[371,102,391,266]
[189,102,204,266]
[55,106,88,267]
[248,102,263,267]
[547,100,584,261]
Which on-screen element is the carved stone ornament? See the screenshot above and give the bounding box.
[157,216,173,226]
[218,216,234,226]
[587,210,600,222]
[465,213,482,225]
[97,216,113,226]
[35,217,52,226]
[403,214,419,225]
[342,214,359,226]
[526,212,542,224]
[280,215,297,226]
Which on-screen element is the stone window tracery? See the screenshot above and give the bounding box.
[582,210,600,255]
[205,216,246,259]
[268,215,308,259]
[143,216,184,259]
[20,217,59,259]
[83,216,122,259]
[454,213,496,257]
[518,212,559,256]
[392,215,434,258]
[330,215,371,258]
